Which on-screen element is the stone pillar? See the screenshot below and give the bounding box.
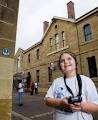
[0,0,19,119]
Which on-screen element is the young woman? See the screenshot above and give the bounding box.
[44,51,98,120]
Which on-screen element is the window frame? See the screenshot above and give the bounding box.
[55,33,59,50]
[36,70,40,82]
[36,49,39,60]
[50,38,53,50]
[83,24,92,41]
[62,31,66,47]
[87,56,97,78]
[28,53,30,63]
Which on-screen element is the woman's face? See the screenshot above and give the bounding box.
[60,53,76,74]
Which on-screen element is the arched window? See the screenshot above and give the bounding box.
[50,38,53,50]
[36,49,39,60]
[28,53,30,63]
[55,34,59,50]
[83,24,92,41]
[36,70,40,82]
[62,31,66,47]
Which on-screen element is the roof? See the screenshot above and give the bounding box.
[22,6,98,53]
[76,6,98,23]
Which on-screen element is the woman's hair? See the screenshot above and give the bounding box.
[58,51,78,70]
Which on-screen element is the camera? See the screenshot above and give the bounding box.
[68,96,82,104]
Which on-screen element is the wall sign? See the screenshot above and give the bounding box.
[2,48,10,56]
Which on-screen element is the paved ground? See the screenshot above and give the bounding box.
[12,91,98,120]
[12,91,53,120]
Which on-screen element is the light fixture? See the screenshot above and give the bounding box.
[50,62,55,71]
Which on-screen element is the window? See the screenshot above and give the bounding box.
[36,49,39,60]
[50,38,53,50]
[55,25,57,29]
[55,34,59,50]
[27,72,31,88]
[87,56,97,78]
[36,70,40,82]
[48,67,52,82]
[83,24,92,41]
[28,54,30,63]
[62,31,66,47]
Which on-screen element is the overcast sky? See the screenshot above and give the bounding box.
[15,0,98,52]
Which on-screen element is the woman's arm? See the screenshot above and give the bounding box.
[68,102,98,113]
[45,97,98,113]
[81,102,98,113]
[44,97,70,110]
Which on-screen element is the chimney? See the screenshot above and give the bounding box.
[43,21,49,33]
[67,1,75,19]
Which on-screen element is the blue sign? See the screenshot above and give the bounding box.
[2,48,10,56]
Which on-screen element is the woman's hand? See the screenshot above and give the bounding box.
[69,103,82,112]
[61,97,72,110]
[62,97,82,112]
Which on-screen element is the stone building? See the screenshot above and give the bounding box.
[13,48,25,88]
[0,0,19,119]
[15,1,98,93]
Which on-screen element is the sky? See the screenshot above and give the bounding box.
[15,0,98,52]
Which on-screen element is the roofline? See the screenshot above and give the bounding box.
[23,16,75,54]
[23,41,42,53]
[39,16,75,44]
[22,6,98,53]
[76,6,98,23]
[52,16,75,22]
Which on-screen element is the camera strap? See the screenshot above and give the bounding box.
[64,74,82,97]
